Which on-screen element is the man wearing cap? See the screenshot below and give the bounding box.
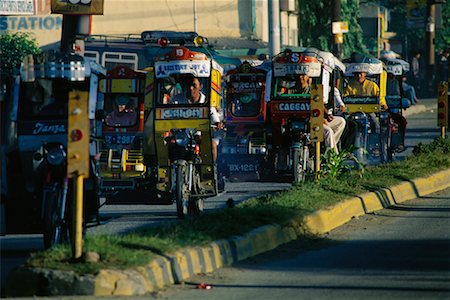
[105,95,137,127]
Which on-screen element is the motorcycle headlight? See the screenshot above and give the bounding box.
[174,131,190,147]
[47,145,66,166]
[291,121,305,132]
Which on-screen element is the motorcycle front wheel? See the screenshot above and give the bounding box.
[292,147,305,183]
[175,162,189,219]
[43,183,71,249]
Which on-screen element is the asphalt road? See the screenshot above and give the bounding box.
[158,187,450,300]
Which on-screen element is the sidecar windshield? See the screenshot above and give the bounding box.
[272,75,320,100]
[156,74,209,106]
[229,91,261,117]
[342,74,380,98]
[18,78,72,120]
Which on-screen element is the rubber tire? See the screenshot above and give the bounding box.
[175,163,189,219]
[43,185,70,249]
[292,148,305,183]
[189,197,204,215]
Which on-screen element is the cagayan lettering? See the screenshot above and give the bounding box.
[33,123,66,135]
[278,103,310,111]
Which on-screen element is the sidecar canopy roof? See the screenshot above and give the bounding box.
[154,46,224,78]
[343,53,384,76]
[20,52,106,82]
[381,58,410,75]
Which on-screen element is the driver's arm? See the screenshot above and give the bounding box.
[343,84,354,97]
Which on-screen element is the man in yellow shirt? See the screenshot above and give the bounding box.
[344,71,379,97]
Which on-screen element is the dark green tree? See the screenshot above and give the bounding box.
[297,0,368,58]
[0,32,41,77]
[386,0,449,58]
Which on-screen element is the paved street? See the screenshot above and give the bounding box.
[160,187,450,300]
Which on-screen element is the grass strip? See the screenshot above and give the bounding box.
[27,139,450,274]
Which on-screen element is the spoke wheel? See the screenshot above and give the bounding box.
[292,148,305,183]
[43,184,70,249]
[189,197,204,215]
[381,127,392,163]
[175,163,189,219]
[188,169,204,215]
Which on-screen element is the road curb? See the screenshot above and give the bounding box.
[6,168,450,297]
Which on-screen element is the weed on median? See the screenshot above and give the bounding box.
[27,138,450,274]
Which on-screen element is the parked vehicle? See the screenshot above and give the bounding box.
[148,36,225,218]
[220,61,268,181]
[342,54,390,163]
[1,52,105,247]
[382,57,411,154]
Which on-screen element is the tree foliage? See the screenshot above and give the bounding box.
[0,32,41,77]
[297,0,368,59]
[385,0,449,57]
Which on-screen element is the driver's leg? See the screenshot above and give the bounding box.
[212,139,219,162]
[323,124,338,153]
[328,116,346,146]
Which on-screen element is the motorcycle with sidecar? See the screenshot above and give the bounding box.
[220,61,268,181]
[148,43,224,218]
[381,57,411,154]
[1,52,105,248]
[92,65,158,204]
[265,48,344,183]
[342,55,390,164]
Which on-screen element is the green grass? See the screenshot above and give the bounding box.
[27,138,450,274]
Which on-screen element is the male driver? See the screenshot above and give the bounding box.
[344,71,381,99]
[105,95,137,126]
[293,74,346,154]
[173,76,224,162]
[344,71,386,133]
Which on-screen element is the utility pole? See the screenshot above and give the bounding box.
[193,0,198,33]
[331,0,343,60]
[425,0,436,96]
[268,0,280,58]
[61,15,90,53]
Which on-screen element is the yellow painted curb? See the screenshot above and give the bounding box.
[303,197,366,234]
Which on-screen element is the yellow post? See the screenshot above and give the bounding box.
[315,141,321,181]
[310,84,324,182]
[73,173,84,259]
[68,91,90,259]
[442,126,446,140]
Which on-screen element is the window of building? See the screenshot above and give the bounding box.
[102,52,138,71]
